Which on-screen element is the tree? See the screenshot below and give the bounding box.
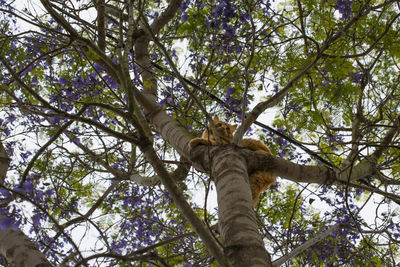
[0,0,399,266]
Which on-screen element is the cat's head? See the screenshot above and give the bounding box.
[211,115,237,143]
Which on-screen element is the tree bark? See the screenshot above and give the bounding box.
[211,145,272,266]
[0,140,52,266]
[0,216,53,267]
[0,140,10,183]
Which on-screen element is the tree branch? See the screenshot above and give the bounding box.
[0,140,10,184]
[272,223,343,267]
[0,140,52,267]
[139,141,230,266]
[39,0,120,78]
[150,0,182,34]
[189,144,400,204]
[19,105,89,186]
[238,2,379,135]
[130,159,191,186]
[96,0,106,52]
[0,214,53,267]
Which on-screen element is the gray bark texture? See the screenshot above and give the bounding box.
[211,145,271,266]
[0,217,52,267]
[0,140,52,267]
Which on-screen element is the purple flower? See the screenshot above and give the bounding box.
[7,114,16,122]
[0,216,13,230]
[23,181,34,195]
[213,4,224,17]
[44,189,55,197]
[3,127,10,136]
[351,72,362,83]
[74,77,85,90]
[180,0,189,13]
[225,87,234,98]
[57,77,67,85]
[240,13,250,22]
[93,63,104,73]
[0,189,11,198]
[103,74,119,89]
[288,102,303,111]
[13,186,25,195]
[50,117,60,124]
[33,213,41,228]
[334,0,352,20]
[34,189,44,202]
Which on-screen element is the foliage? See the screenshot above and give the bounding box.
[0,0,399,266]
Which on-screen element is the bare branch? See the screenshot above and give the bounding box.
[96,0,106,52]
[0,140,10,184]
[272,223,343,267]
[238,2,382,135]
[151,0,182,34]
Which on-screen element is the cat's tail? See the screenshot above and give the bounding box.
[250,171,276,206]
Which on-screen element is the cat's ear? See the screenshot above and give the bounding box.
[230,124,238,131]
[213,115,219,121]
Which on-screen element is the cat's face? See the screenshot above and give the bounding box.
[212,116,237,142]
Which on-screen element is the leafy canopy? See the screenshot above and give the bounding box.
[0,0,400,266]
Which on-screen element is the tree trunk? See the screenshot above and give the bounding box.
[212,145,272,266]
[138,95,275,265]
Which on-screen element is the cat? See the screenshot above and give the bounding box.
[189,115,276,206]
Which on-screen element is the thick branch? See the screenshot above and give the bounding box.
[132,85,192,158]
[151,0,182,34]
[0,215,53,267]
[189,144,400,204]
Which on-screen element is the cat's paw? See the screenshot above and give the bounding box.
[189,138,209,149]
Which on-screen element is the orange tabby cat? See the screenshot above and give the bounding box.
[189,116,276,206]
